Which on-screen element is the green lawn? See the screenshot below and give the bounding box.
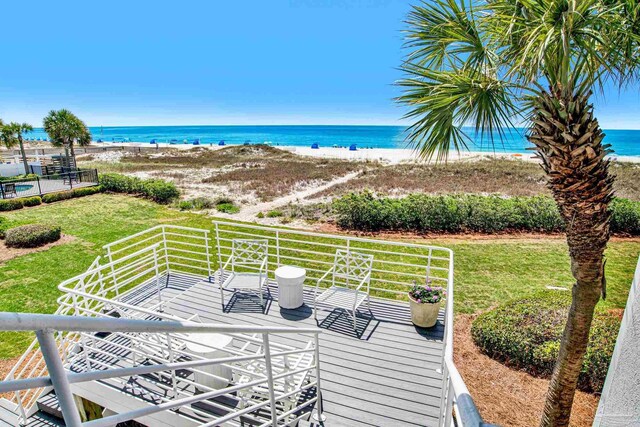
[0,193,638,358]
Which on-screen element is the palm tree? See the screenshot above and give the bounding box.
[397,1,640,425]
[42,109,91,169]
[0,122,34,175]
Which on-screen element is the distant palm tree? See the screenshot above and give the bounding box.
[397,1,640,426]
[0,122,34,175]
[43,109,91,168]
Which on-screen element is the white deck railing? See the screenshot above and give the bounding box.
[0,222,488,426]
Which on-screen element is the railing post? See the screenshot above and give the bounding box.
[106,246,119,296]
[276,230,281,267]
[204,230,213,280]
[36,175,42,197]
[161,226,170,278]
[215,223,223,284]
[165,333,178,398]
[261,333,279,427]
[153,246,163,309]
[10,372,28,424]
[35,330,82,427]
[312,333,326,423]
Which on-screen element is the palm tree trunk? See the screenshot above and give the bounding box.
[18,136,30,175]
[69,143,76,169]
[528,84,614,427]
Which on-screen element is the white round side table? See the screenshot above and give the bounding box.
[275,265,306,309]
[185,333,233,390]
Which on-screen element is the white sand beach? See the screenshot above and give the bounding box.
[83,141,640,164]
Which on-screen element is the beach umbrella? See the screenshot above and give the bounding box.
[311,143,319,149]
[193,139,200,145]
[349,144,357,151]
[218,140,225,146]
[150,139,156,144]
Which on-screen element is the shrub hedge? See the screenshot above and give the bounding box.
[41,186,102,203]
[471,291,621,393]
[22,196,42,207]
[333,191,640,234]
[0,186,101,211]
[99,173,180,204]
[5,224,62,248]
[0,198,25,212]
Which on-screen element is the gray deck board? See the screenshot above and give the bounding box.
[159,274,445,427]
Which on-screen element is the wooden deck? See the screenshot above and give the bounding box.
[153,273,446,427]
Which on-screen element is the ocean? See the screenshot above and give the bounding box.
[26,125,640,156]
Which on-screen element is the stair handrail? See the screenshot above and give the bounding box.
[0,312,323,427]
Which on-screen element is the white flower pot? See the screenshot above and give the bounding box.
[409,296,441,328]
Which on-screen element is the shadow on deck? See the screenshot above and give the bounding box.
[146,272,447,427]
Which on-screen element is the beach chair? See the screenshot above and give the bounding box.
[218,239,269,310]
[234,339,315,419]
[1,183,17,198]
[314,249,373,331]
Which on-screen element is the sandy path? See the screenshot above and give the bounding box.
[222,171,361,221]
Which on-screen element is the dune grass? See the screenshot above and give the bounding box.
[0,193,638,358]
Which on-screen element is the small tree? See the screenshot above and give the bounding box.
[0,122,34,175]
[398,1,640,425]
[43,109,91,169]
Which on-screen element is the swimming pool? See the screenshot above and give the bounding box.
[15,184,34,192]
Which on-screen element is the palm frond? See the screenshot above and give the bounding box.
[397,64,520,162]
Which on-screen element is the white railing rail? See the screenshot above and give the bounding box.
[0,313,322,427]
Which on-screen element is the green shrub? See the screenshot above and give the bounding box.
[333,192,639,234]
[190,197,213,210]
[0,217,7,239]
[256,212,265,219]
[99,173,179,204]
[42,191,74,203]
[216,203,240,214]
[0,199,24,212]
[177,200,193,211]
[5,224,62,248]
[141,179,180,204]
[610,198,640,235]
[266,209,283,218]
[471,291,621,393]
[71,186,102,198]
[22,196,42,207]
[99,173,143,193]
[214,196,234,205]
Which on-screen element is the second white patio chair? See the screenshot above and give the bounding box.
[314,249,374,331]
[218,239,269,310]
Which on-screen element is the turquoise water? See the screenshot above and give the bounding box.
[26,125,640,156]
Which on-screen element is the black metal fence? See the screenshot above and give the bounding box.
[0,169,99,199]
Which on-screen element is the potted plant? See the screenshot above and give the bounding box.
[408,280,446,328]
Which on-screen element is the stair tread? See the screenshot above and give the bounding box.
[37,392,63,420]
[25,411,66,427]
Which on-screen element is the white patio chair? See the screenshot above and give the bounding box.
[234,340,315,420]
[313,249,374,331]
[219,239,269,309]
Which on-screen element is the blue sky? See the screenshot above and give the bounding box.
[1,0,639,129]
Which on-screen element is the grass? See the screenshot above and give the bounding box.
[313,159,640,201]
[0,194,638,358]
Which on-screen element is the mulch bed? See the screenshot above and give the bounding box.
[0,234,75,263]
[454,314,599,427]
